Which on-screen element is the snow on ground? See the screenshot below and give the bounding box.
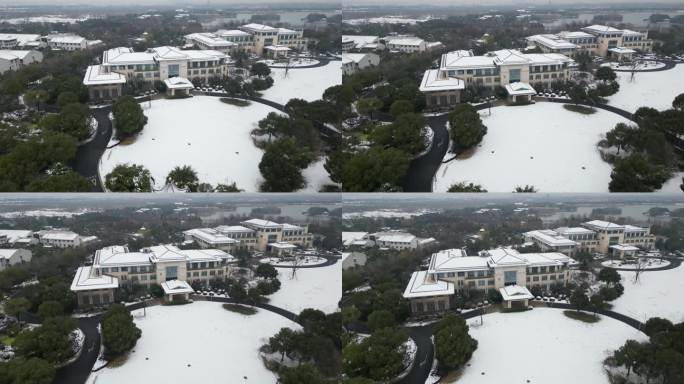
[258,58,320,68]
[259,256,328,267]
[657,171,684,193]
[302,158,335,192]
[89,301,300,384]
[268,261,341,314]
[611,263,684,323]
[602,61,666,71]
[259,61,341,105]
[605,64,684,113]
[100,96,278,192]
[434,103,630,192]
[452,308,647,384]
[601,258,670,270]
[0,209,95,218]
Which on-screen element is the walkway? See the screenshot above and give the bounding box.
[612,59,677,73]
[598,256,682,272]
[267,255,339,269]
[53,298,300,384]
[264,56,336,70]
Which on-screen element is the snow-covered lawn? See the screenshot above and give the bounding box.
[302,158,335,192]
[258,58,320,68]
[268,261,341,314]
[259,61,341,105]
[434,103,630,192]
[601,258,671,270]
[88,302,300,384]
[259,256,328,267]
[100,96,279,192]
[611,263,684,323]
[605,64,684,113]
[657,171,684,193]
[602,61,666,71]
[452,308,647,384]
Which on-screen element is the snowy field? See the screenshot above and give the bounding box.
[342,209,440,220]
[259,61,341,105]
[435,103,630,192]
[101,96,281,192]
[606,64,684,113]
[656,171,684,193]
[268,260,341,314]
[611,263,684,323]
[601,258,671,270]
[89,302,300,384]
[258,58,320,68]
[302,158,335,192]
[452,308,647,384]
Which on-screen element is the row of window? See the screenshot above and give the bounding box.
[527,274,564,282]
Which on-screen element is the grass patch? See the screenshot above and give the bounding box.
[220,97,251,107]
[0,335,15,346]
[223,303,257,315]
[563,104,597,115]
[563,310,600,323]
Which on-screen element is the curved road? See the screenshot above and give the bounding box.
[598,255,682,272]
[267,255,339,269]
[71,108,113,192]
[53,298,302,384]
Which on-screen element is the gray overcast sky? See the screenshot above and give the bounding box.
[0,0,339,5]
[345,0,684,5]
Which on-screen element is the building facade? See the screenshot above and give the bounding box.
[527,26,652,60]
[70,245,237,307]
[403,248,576,314]
[0,249,32,271]
[83,46,231,101]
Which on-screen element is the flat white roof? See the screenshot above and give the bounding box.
[610,244,639,251]
[186,33,235,48]
[161,279,194,295]
[184,228,239,244]
[0,229,33,243]
[403,270,454,298]
[558,31,595,39]
[499,285,534,301]
[555,227,595,235]
[241,23,278,32]
[83,65,127,86]
[95,246,152,267]
[164,77,194,89]
[527,34,577,50]
[525,229,577,246]
[215,29,252,37]
[41,230,79,241]
[215,225,254,233]
[505,82,537,96]
[429,249,489,272]
[419,69,465,92]
[270,242,297,249]
[0,249,22,259]
[376,233,416,243]
[386,37,424,46]
[342,231,368,246]
[583,25,624,34]
[48,35,86,44]
[583,220,624,230]
[71,266,119,291]
[241,218,282,228]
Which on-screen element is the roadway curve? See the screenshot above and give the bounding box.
[53,298,301,384]
[598,256,682,272]
[396,302,651,384]
[265,255,339,269]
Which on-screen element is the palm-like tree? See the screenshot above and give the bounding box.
[165,165,199,192]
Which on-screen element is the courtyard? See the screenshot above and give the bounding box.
[605,64,684,113]
[259,61,341,105]
[268,261,342,314]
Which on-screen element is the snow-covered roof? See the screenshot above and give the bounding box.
[527,34,577,50]
[583,220,624,230]
[0,249,22,259]
[610,244,639,251]
[215,29,252,37]
[403,270,454,298]
[185,33,235,48]
[0,50,37,61]
[83,65,127,86]
[342,53,370,64]
[48,35,86,44]
[557,31,595,39]
[182,249,232,262]
[499,285,533,301]
[241,219,281,228]
[505,82,537,96]
[161,279,193,295]
[386,37,424,46]
[164,77,194,89]
[40,230,80,241]
[270,242,297,249]
[375,232,416,243]
[0,229,33,243]
[151,46,189,60]
[341,35,379,50]
[214,225,254,233]
[583,25,624,34]
[441,52,497,69]
[609,47,636,54]
[240,23,278,32]
[95,246,152,267]
[525,229,577,246]
[0,33,40,45]
[281,223,303,230]
[342,232,368,246]
[184,228,239,244]
[623,225,647,233]
[71,266,118,291]
[264,45,291,51]
[484,248,528,266]
[146,244,188,262]
[492,49,530,65]
[103,47,155,65]
[555,227,595,236]
[429,249,489,272]
[419,69,465,92]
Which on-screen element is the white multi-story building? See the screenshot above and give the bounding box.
[403,247,576,314]
[0,249,32,271]
[46,34,88,50]
[524,221,654,258]
[384,36,427,53]
[0,230,38,246]
[342,52,380,75]
[184,218,313,253]
[341,231,436,251]
[341,35,380,52]
[419,49,574,109]
[38,230,85,248]
[527,26,652,61]
[82,46,231,101]
[0,33,44,49]
[184,33,236,53]
[237,24,307,55]
[70,245,236,306]
[0,50,43,74]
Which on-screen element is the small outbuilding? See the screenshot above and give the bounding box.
[499,285,534,309]
[164,77,194,97]
[505,82,537,104]
[161,279,194,302]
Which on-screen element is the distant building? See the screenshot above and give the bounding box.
[342,52,380,75]
[0,230,37,246]
[341,35,380,52]
[342,231,436,251]
[0,50,43,74]
[526,25,652,61]
[238,23,307,55]
[46,34,88,51]
[523,220,655,258]
[342,252,367,269]
[0,33,44,49]
[0,249,32,270]
[184,218,313,254]
[38,230,84,248]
